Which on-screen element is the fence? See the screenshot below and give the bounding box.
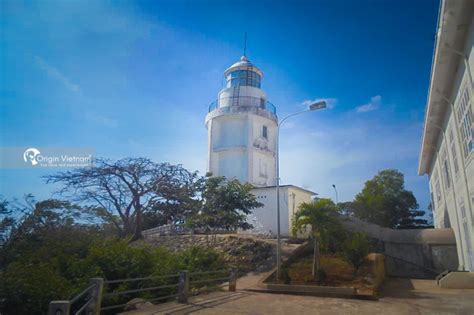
[141,224,191,237]
[48,269,237,315]
[208,96,277,114]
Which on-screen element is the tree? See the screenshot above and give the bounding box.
[45,158,202,239]
[292,198,341,277]
[0,194,97,267]
[349,169,428,229]
[187,176,262,245]
[341,232,369,272]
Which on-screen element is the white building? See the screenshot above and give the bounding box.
[418,0,474,271]
[205,56,316,236]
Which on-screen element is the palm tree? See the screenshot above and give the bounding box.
[292,198,340,277]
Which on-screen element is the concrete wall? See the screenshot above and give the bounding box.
[341,216,458,278]
[245,186,314,237]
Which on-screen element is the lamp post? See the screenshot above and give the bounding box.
[332,184,338,204]
[275,100,326,280]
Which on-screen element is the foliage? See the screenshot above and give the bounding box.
[0,197,224,315]
[292,198,341,276]
[315,269,327,285]
[187,176,263,245]
[348,169,428,228]
[44,158,203,239]
[0,195,100,268]
[341,232,369,271]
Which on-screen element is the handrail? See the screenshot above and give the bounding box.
[383,252,439,275]
[70,283,95,304]
[208,96,277,114]
[189,276,230,285]
[103,283,179,297]
[73,297,93,315]
[49,269,237,314]
[105,273,180,284]
[189,269,229,276]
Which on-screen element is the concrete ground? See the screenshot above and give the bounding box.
[121,274,474,315]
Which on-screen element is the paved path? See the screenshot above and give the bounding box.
[121,277,474,315]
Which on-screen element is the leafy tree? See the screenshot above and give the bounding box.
[0,194,98,268]
[45,158,202,239]
[187,176,262,245]
[0,195,225,315]
[349,169,428,229]
[292,198,341,277]
[341,232,369,272]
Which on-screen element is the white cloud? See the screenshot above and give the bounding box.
[34,56,80,93]
[356,95,381,113]
[302,98,337,109]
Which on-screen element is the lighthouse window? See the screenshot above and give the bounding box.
[262,126,268,139]
[227,70,261,88]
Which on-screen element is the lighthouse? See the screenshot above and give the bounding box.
[205,55,316,236]
[205,56,277,187]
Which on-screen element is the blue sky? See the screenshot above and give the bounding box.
[1,0,439,215]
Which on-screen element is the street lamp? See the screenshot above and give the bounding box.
[332,184,338,204]
[275,100,326,280]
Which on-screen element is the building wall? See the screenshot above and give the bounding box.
[207,111,277,187]
[427,16,474,271]
[247,186,314,237]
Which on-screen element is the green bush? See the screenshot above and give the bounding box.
[0,237,225,314]
[315,268,326,285]
[341,232,369,271]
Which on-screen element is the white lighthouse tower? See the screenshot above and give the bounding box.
[205,56,277,187]
[205,55,316,236]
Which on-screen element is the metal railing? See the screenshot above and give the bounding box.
[208,96,276,114]
[48,269,237,314]
[48,278,103,315]
[142,224,191,237]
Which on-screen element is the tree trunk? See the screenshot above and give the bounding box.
[312,235,320,277]
[133,203,142,241]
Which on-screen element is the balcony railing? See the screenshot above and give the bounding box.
[208,96,276,115]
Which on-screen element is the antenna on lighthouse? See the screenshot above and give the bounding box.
[243,32,247,57]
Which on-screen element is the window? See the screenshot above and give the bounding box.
[226,70,261,88]
[449,128,459,174]
[456,87,472,158]
[262,125,268,139]
[440,149,450,189]
[436,181,441,201]
[433,171,441,202]
[430,192,435,213]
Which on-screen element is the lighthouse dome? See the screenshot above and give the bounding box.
[224,56,264,78]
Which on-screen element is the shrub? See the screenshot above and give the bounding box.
[341,232,369,271]
[315,269,327,285]
[0,237,225,314]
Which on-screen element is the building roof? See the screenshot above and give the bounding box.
[252,185,317,195]
[418,0,474,175]
[223,56,264,78]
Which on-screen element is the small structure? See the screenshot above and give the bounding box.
[249,185,316,237]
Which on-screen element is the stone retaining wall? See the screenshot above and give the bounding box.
[139,234,275,272]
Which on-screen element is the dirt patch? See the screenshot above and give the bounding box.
[272,253,376,294]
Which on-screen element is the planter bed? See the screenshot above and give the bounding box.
[251,253,384,300]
